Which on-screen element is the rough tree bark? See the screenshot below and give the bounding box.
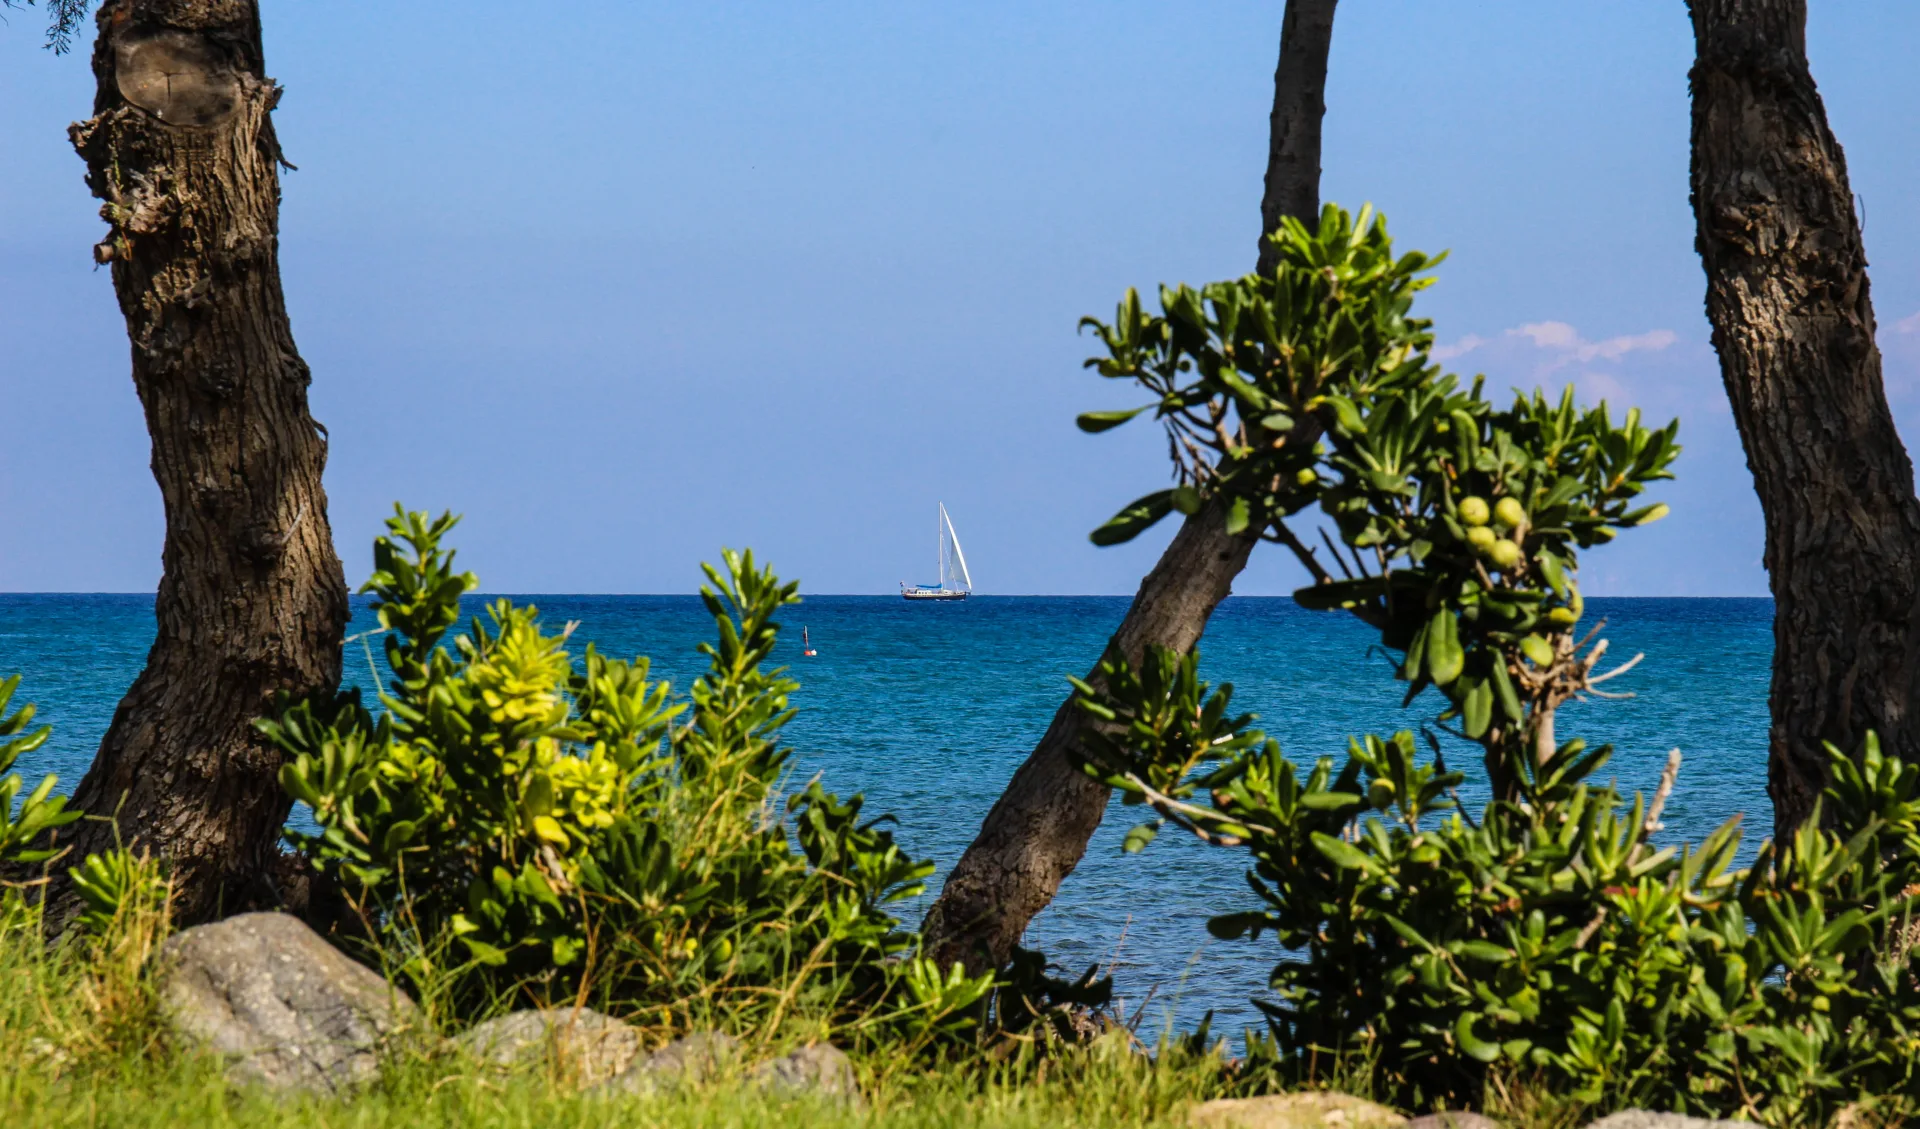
[921,0,1339,976]
[1688,0,1920,843]
[1258,0,1336,275]
[57,0,348,922]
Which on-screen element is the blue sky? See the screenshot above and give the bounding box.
[4,1,1918,596]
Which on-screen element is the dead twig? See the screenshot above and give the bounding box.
[1588,651,1645,686]
[1576,906,1609,950]
[1644,748,1682,834]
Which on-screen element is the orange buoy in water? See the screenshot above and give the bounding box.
[803,626,818,657]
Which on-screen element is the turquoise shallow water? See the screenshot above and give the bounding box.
[0,593,1772,1034]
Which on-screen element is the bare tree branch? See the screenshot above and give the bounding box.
[1273,521,1335,585]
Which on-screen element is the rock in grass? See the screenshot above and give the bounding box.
[455,1007,642,1085]
[1189,1092,1408,1129]
[159,911,419,1093]
[749,1043,860,1104]
[1407,1114,1504,1129]
[1583,1115,1736,1129]
[591,1034,860,1104]
[592,1031,741,1096]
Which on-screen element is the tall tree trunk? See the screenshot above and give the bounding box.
[921,0,1339,976]
[57,0,348,923]
[1258,0,1335,275]
[1688,0,1920,844]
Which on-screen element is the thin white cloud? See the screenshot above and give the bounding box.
[1512,321,1581,350]
[1576,370,1632,406]
[1582,328,1678,361]
[1509,321,1676,365]
[1895,310,1920,334]
[1432,333,1485,362]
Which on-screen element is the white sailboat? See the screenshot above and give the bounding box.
[901,503,973,601]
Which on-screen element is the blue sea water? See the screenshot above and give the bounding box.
[0,593,1772,1034]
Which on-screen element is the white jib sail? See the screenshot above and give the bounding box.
[941,503,974,592]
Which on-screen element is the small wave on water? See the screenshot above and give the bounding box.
[0,592,1772,1035]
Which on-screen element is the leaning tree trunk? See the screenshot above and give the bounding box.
[921,498,1260,973]
[921,0,1339,976]
[58,0,348,923]
[1688,0,1920,843]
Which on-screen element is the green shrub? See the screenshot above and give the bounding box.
[261,507,992,1040]
[1083,668,1920,1123]
[0,674,80,865]
[1076,203,1444,549]
[1069,204,1920,1124]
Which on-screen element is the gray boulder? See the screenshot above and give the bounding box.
[455,1007,642,1086]
[1407,1115,1503,1129]
[1189,1093,1407,1129]
[592,1033,859,1104]
[750,1043,860,1103]
[593,1031,741,1096]
[159,911,419,1093]
[1584,1115,1735,1129]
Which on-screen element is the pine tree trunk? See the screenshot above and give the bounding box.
[57,0,348,923]
[921,497,1259,972]
[921,0,1338,976]
[1258,0,1336,274]
[1688,0,1920,843]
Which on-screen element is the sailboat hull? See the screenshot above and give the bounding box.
[901,588,968,601]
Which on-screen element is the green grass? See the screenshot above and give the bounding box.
[0,890,1659,1129]
[0,1054,1214,1129]
[0,894,1243,1129]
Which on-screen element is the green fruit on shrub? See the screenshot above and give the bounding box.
[1459,496,1491,526]
[1466,526,1497,550]
[1494,497,1527,528]
[1296,467,1318,486]
[1488,539,1523,570]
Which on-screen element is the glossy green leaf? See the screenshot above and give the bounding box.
[1520,634,1554,667]
[1312,831,1383,875]
[1226,496,1252,536]
[1091,490,1176,546]
[1077,406,1151,433]
[1123,821,1162,854]
[1425,609,1464,685]
[1461,677,1493,739]
[1455,1011,1502,1063]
